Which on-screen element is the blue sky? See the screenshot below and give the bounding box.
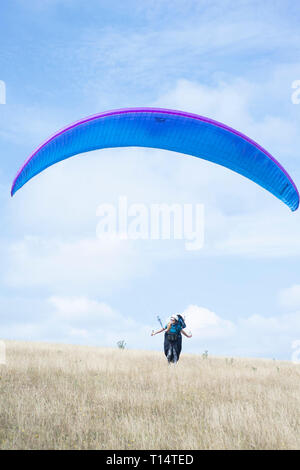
[1,0,300,360]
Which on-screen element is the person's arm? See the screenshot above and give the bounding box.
[151,322,171,336]
[182,329,192,338]
[151,327,166,336]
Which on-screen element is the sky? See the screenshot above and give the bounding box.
[1,0,300,360]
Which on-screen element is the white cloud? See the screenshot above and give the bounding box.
[0,104,70,147]
[279,285,300,310]
[204,207,300,258]
[49,296,121,326]
[0,294,153,349]
[0,322,46,340]
[47,295,155,349]
[183,304,235,339]
[154,77,299,160]
[5,235,152,295]
[232,311,300,358]
[154,78,253,130]
[181,305,300,359]
[67,4,300,107]
[69,328,88,338]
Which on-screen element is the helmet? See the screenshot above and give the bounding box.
[170,314,178,322]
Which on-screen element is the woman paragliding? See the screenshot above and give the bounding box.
[151,314,192,364]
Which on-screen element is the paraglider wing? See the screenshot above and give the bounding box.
[11,107,299,211]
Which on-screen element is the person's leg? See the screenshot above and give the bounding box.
[164,333,168,358]
[173,336,182,363]
[172,344,178,363]
[164,334,172,363]
[167,346,173,363]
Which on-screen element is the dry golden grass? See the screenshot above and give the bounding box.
[0,340,299,449]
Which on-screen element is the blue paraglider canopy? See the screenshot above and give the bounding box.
[11,107,299,211]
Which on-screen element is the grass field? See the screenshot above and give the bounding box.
[0,340,299,450]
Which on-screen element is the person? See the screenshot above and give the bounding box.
[151,314,192,364]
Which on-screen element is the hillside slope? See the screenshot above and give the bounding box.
[0,340,299,449]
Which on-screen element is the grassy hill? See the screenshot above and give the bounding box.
[0,340,299,449]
